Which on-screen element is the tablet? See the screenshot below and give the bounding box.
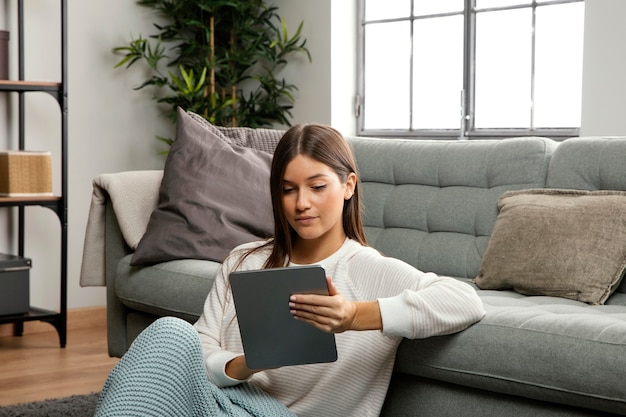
[229,265,338,369]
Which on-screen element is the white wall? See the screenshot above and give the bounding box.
[0,0,622,310]
[1,0,170,311]
[64,1,172,308]
[269,0,332,127]
[580,0,626,136]
[270,0,357,135]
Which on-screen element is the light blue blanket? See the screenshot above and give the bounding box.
[94,317,296,417]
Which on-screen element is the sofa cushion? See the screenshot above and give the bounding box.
[348,136,556,279]
[474,189,626,304]
[547,137,626,192]
[547,136,626,295]
[131,108,275,265]
[116,254,219,322]
[394,281,626,415]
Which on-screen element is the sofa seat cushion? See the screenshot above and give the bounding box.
[115,254,219,322]
[394,281,626,415]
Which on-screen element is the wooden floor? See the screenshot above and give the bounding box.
[0,307,119,406]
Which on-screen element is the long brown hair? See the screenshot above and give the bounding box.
[235,124,367,270]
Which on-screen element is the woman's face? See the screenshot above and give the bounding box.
[282,154,356,250]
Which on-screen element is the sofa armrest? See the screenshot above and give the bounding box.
[83,170,162,356]
[105,199,134,357]
[80,170,163,287]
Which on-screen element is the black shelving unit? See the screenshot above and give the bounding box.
[0,0,67,347]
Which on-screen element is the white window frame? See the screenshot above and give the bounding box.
[357,0,584,139]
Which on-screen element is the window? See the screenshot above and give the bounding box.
[358,0,585,139]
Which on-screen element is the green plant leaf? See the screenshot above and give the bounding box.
[113,0,310,142]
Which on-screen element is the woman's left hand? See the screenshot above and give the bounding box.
[289,277,382,333]
[289,276,356,333]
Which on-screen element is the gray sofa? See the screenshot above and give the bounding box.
[99,135,626,417]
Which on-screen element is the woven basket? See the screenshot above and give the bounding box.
[0,151,52,197]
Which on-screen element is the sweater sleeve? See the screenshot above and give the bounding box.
[349,252,485,339]
[193,259,248,387]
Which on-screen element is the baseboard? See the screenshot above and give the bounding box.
[0,306,107,337]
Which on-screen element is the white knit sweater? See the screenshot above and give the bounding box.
[194,239,485,417]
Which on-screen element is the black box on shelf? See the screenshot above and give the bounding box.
[0,253,31,315]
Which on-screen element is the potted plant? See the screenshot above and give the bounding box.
[113,0,311,145]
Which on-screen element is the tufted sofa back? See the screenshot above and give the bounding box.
[348,136,557,279]
[547,136,626,294]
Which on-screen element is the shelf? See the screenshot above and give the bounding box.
[0,306,66,347]
[1,0,68,349]
[0,80,63,104]
[0,80,61,92]
[0,306,61,324]
[0,196,63,217]
[0,196,61,205]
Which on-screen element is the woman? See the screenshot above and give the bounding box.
[95,124,484,417]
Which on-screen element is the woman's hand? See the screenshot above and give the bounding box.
[289,276,383,333]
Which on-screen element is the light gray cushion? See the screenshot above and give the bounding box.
[547,136,626,192]
[131,108,275,265]
[395,282,626,415]
[547,136,626,295]
[348,136,556,278]
[117,254,220,321]
[474,189,626,304]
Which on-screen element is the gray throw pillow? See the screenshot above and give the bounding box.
[474,189,626,304]
[131,108,275,265]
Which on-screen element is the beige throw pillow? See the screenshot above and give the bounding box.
[474,189,626,304]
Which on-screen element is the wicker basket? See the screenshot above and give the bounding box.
[0,151,52,197]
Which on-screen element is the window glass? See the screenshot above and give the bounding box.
[413,15,464,129]
[534,2,584,128]
[365,0,410,21]
[414,1,463,16]
[475,8,532,129]
[359,0,584,137]
[363,21,411,130]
